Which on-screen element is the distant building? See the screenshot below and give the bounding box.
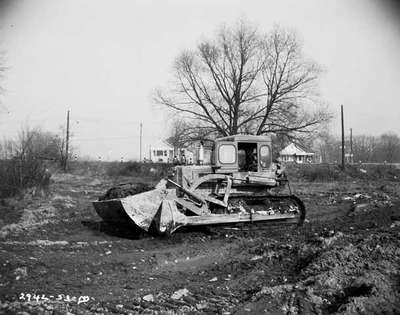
[150,140,194,164]
[345,153,354,164]
[279,143,314,163]
[150,140,174,163]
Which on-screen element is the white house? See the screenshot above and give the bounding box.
[150,140,194,164]
[279,143,314,163]
[150,140,174,163]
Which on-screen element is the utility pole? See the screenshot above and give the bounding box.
[350,128,353,164]
[64,110,70,171]
[149,144,151,162]
[139,122,142,162]
[341,105,345,170]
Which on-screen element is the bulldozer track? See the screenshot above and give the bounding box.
[227,194,306,226]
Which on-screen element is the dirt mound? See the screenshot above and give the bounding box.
[235,204,400,314]
[98,182,154,200]
[297,239,400,314]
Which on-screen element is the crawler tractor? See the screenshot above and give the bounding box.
[93,135,305,235]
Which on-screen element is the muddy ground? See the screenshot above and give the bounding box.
[0,170,399,314]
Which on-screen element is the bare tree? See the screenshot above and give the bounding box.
[306,127,400,164]
[377,132,400,163]
[165,119,190,155]
[353,135,379,163]
[4,126,71,165]
[312,129,341,163]
[155,22,330,140]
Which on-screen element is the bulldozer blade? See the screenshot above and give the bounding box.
[93,188,171,232]
[155,199,188,235]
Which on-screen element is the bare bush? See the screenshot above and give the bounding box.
[0,128,59,198]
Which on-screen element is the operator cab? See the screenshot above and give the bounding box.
[213,135,272,173]
[238,142,258,172]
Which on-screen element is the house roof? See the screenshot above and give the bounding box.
[151,140,174,150]
[280,143,314,156]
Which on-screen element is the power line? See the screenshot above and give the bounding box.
[73,116,143,125]
[72,134,156,141]
[73,136,136,141]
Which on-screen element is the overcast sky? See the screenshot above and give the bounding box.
[0,0,399,160]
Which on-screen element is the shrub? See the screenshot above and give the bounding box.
[0,128,56,198]
[285,164,342,181]
[0,158,51,198]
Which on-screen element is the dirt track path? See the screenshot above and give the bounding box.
[1,173,399,314]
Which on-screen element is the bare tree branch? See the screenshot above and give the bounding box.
[154,22,331,141]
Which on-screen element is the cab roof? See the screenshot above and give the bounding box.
[216,134,271,143]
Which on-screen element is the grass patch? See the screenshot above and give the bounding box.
[67,161,172,180]
[285,163,400,182]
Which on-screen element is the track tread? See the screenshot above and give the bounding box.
[224,194,306,226]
